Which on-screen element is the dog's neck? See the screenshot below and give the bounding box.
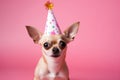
[47,57,65,74]
[42,49,67,74]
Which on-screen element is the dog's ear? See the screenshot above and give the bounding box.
[63,22,80,42]
[26,26,42,44]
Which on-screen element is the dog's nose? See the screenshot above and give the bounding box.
[52,47,59,54]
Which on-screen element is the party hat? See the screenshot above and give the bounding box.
[44,1,61,35]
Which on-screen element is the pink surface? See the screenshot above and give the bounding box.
[0,0,120,80]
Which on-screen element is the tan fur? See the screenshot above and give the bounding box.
[26,22,80,80]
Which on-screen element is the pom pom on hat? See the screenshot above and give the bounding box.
[45,1,54,10]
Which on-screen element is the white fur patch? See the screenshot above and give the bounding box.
[49,73,56,78]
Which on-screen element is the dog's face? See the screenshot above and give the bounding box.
[26,22,80,58]
[40,35,68,58]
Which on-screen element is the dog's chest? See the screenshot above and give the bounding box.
[48,72,56,78]
[47,71,66,80]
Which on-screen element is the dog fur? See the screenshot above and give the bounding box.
[26,22,80,80]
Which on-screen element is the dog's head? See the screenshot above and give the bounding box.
[26,22,80,59]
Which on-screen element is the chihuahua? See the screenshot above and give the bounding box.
[26,22,80,80]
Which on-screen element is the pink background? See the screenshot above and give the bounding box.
[0,0,120,80]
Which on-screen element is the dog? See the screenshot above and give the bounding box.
[26,22,80,80]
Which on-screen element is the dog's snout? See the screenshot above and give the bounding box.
[52,47,59,54]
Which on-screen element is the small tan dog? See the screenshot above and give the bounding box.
[26,22,80,80]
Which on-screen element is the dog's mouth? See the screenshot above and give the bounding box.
[51,54,60,58]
